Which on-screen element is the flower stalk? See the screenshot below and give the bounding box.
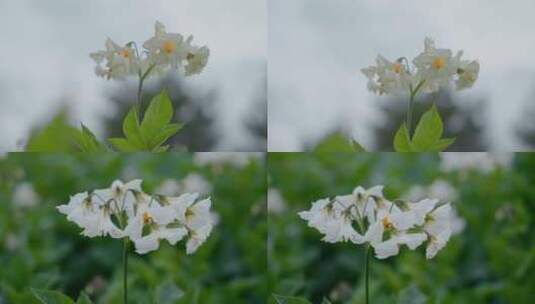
[364,244,371,304]
[406,80,425,136]
[123,238,128,304]
[136,63,157,118]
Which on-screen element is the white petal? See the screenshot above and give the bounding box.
[186,224,213,254]
[398,233,427,250]
[373,239,399,259]
[160,227,188,245]
[364,221,384,245]
[134,234,160,254]
[149,204,176,226]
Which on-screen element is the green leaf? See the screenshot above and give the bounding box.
[108,138,139,152]
[75,292,92,304]
[31,288,75,304]
[25,110,79,152]
[411,104,443,151]
[321,298,333,304]
[272,294,312,304]
[313,133,355,152]
[430,137,455,151]
[122,106,145,149]
[398,285,427,304]
[155,280,184,304]
[153,145,171,152]
[140,90,174,148]
[149,123,182,151]
[71,124,107,152]
[351,140,366,152]
[394,123,412,152]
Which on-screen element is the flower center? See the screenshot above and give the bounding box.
[119,50,130,59]
[187,52,195,61]
[142,212,153,225]
[185,208,195,221]
[162,40,176,54]
[392,63,403,74]
[382,217,394,230]
[432,57,445,70]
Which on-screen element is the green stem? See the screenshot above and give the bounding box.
[364,244,371,304]
[406,92,415,137]
[406,80,425,137]
[123,238,128,304]
[136,64,157,119]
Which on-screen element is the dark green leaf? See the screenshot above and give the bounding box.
[321,297,332,304]
[31,288,75,304]
[272,294,312,304]
[411,104,443,151]
[75,292,92,304]
[394,123,412,152]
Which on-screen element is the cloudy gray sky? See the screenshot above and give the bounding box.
[0,0,266,151]
[268,0,535,151]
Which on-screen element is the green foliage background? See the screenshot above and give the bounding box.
[0,153,267,303]
[267,153,535,304]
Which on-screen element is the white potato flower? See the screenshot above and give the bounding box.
[91,21,209,80]
[455,60,480,90]
[12,182,38,208]
[413,37,458,92]
[143,21,187,68]
[184,44,210,76]
[362,37,479,96]
[57,192,124,238]
[90,38,140,80]
[361,55,415,95]
[299,184,458,260]
[186,224,213,255]
[57,179,214,256]
[298,198,338,234]
[423,203,452,259]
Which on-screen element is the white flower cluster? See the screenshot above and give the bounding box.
[90,21,209,80]
[299,185,454,259]
[361,37,479,96]
[57,179,213,255]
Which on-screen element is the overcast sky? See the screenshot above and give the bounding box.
[0,0,266,151]
[268,0,535,151]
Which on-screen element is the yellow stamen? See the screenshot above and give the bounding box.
[162,40,176,54]
[186,52,195,61]
[119,50,130,59]
[392,62,402,74]
[432,57,445,70]
[382,217,393,230]
[142,212,153,225]
[185,208,194,221]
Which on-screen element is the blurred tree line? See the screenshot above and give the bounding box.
[24,72,267,152]
[311,89,490,151]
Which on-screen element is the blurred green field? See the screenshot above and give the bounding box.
[0,153,267,304]
[267,153,535,304]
